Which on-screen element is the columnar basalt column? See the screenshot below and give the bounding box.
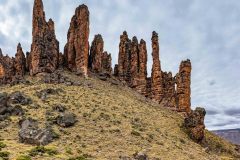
[29,0,59,75]
[176,59,192,113]
[14,43,26,77]
[64,4,90,76]
[151,31,163,102]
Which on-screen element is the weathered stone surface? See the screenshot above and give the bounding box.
[184,107,206,142]
[56,112,77,127]
[29,0,59,75]
[0,54,15,84]
[19,118,54,145]
[89,34,104,73]
[14,43,26,77]
[64,4,89,76]
[8,91,32,105]
[151,31,163,102]
[101,51,112,74]
[130,36,139,87]
[176,59,191,113]
[134,39,148,96]
[160,72,176,109]
[118,31,132,83]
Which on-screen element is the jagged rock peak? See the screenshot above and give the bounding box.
[151,31,163,102]
[64,3,90,76]
[30,0,59,75]
[15,43,26,76]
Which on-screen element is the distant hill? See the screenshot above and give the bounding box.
[213,129,240,145]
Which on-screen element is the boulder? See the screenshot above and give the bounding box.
[8,91,32,105]
[56,112,76,127]
[184,107,206,142]
[18,118,54,145]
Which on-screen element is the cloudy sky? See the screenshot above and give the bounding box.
[0,0,239,130]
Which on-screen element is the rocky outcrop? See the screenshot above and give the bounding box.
[130,36,139,87]
[56,112,77,127]
[101,51,112,74]
[134,39,148,96]
[14,43,26,77]
[0,54,15,84]
[89,34,104,73]
[64,4,90,76]
[160,72,176,109]
[117,31,132,83]
[184,107,206,143]
[29,0,59,75]
[176,59,191,113]
[151,31,163,102]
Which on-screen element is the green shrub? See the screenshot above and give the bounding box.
[0,142,6,150]
[29,146,58,157]
[0,151,10,160]
[16,155,32,160]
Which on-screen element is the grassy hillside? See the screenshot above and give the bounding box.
[0,71,239,160]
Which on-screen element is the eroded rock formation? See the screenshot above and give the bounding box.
[151,31,163,102]
[64,4,90,76]
[29,0,59,75]
[0,53,15,84]
[14,43,26,77]
[89,34,104,73]
[101,51,112,74]
[184,107,206,142]
[176,59,191,113]
[118,31,132,83]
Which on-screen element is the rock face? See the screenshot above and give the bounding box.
[118,31,132,83]
[176,59,191,113]
[151,31,163,102]
[89,34,104,73]
[64,4,90,76]
[135,39,148,96]
[14,43,26,77]
[160,72,176,109]
[101,51,112,74]
[29,0,59,75]
[0,54,15,84]
[184,107,206,142]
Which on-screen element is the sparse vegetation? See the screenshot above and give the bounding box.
[16,155,32,160]
[28,146,58,157]
[0,151,10,160]
[0,72,239,159]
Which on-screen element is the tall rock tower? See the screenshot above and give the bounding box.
[151,31,163,102]
[29,0,59,75]
[176,59,192,113]
[64,4,90,76]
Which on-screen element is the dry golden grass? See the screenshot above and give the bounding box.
[0,71,239,160]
